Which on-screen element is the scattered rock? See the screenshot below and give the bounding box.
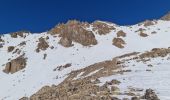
[54,63,72,71]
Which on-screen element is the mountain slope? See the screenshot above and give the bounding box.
[0,13,170,100]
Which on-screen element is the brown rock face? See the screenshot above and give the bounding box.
[3,55,27,74]
[116,30,126,37]
[161,12,170,21]
[8,46,15,52]
[10,31,29,38]
[36,37,49,52]
[92,21,115,35]
[49,20,97,47]
[112,38,126,48]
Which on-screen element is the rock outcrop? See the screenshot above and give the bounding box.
[116,30,126,37]
[49,20,97,47]
[139,48,170,58]
[112,38,126,48]
[10,31,29,38]
[3,55,27,74]
[92,21,115,35]
[36,37,49,52]
[138,20,156,27]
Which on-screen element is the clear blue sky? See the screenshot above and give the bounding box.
[0,0,170,34]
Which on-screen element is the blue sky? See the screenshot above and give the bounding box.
[0,0,170,34]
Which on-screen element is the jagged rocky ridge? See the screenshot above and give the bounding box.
[1,12,170,100]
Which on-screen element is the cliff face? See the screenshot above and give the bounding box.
[1,12,170,100]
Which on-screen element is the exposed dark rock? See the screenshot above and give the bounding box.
[19,41,26,46]
[8,46,15,52]
[43,54,47,60]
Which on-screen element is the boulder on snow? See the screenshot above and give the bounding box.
[8,46,15,52]
[112,38,126,48]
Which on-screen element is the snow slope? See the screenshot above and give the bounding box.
[99,53,170,100]
[0,20,170,99]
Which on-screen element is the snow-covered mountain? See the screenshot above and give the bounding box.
[1,13,170,100]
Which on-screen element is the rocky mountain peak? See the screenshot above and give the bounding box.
[1,15,170,100]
